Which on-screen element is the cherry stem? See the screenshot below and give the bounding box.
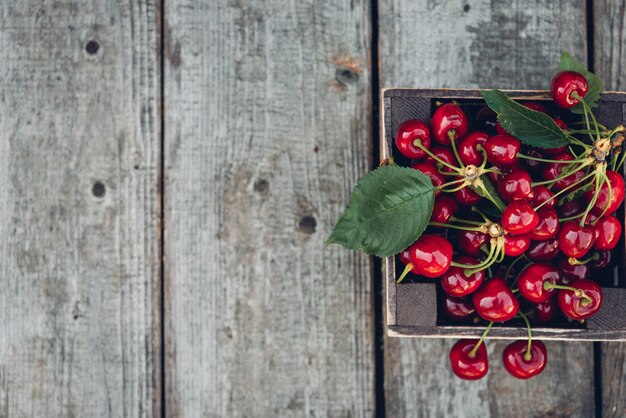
[531,159,591,187]
[413,140,461,172]
[428,222,483,232]
[595,170,612,220]
[568,253,600,265]
[517,153,584,164]
[543,282,593,305]
[505,254,526,282]
[451,241,498,271]
[469,321,494,358]
[440,181,469,194]
[518,311,533,361]
[448,130,465,168]
[478,181,506,212]
[449,216,485,226]
[580,172,603,226]
[396,263,413,284]
[471,206,492,223]
[466,240,504,276]
[533,170,596,211]
[573,92,601,140]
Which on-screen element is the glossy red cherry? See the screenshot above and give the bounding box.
[484,134,521,167]
[541,153,585,192]
[408,235,453,278]
[591,215,621,250]
[532,186,556,209]
[558,221,595,258]
[517,263,560,303]
[449,339,489,380]
[411,162,446,197]
[472,278,520,322]
[425,146,458,173]
[584,170,625,216]
[557,279,603,320]
[431,195,459,224]
[431,103,469,144]
[558,199,584,218]
[498,170,534,203]
[529,207,559,241]
[441,256,485,297]
[443,296,476,321]
[458,231,489,256]
[395,120,431,159]
[502,201,540,235]
[502,340,547,379]
[453,186,482,206]
[527,238,560,261]
[504,234,531,257]
[533,299,557,323]
[459,131,489,166]
[557,257,590,283]
[551,71,589,108]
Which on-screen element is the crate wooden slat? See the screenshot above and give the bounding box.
[382,88,626,341]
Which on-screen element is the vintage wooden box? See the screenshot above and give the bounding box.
[381,88,626,341]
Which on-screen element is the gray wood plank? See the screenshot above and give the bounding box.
[594,1,626,416]
[0,1,160,417]
[163,1,374,416]
[379,1,594,416]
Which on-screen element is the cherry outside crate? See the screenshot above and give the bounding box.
[381,88,626,341]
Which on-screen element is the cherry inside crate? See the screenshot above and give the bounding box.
[381,88,626,341]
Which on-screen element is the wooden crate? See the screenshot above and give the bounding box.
[381,88,626,341]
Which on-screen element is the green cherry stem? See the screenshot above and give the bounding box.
[505,254,526,281]
[396,263,413,284]
[568,253,600,265]
[595,170,613,220]
[518,311,534,361]
[533,170,596,211]
[428,222,483,232]
[451,241,498,271]
[448,130,465,168]
[543,282,593,306]
[469,321,494,358]
[449,216,485,226]
[517,153,585,164]
[573,92,601,139]
[531,159,592,187]
[414,140,461,172]
[580,173,604,226]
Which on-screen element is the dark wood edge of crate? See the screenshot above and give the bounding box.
[381,88,626,341]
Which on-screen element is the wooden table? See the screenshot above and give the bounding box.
[1,1,625,417]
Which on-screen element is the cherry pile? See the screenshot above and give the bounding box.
[395,71,625,380]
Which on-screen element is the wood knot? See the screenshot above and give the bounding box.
[92,181,106,198]
[298,215,317,234]
[335,67,359,86]
[85,40,100,55]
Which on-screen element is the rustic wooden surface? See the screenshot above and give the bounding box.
[2,0,626,417]
[595,1,626,416]
[0,1,161,417]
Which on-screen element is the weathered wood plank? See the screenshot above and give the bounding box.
[379,1,594,416]
[163,1,374,416]
[594,2,626,416]
[0,1,160,417]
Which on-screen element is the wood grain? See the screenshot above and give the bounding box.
[0,1,160,417]
[594,1,626,415]
[163,1,374,416]
[379,1,594,416]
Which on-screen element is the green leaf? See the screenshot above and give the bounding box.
[556,51,603,114]
[327,165,435,257]
[482,89,572,149]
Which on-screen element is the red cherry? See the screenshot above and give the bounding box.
[441,256,485,297]
[533,299,557,323]
[408,235,453,278]
[395,120,431,159]
[527,238,561,261]
[425,146,458,173]
[517,263,560,303]
[484,134,521,167]
[443,296,476,321]
[521,148,545,172]
[558,221,595,258]
[592,215,622,250]
[399,249,411,265]
[431,103,469,144]
[498,170,534,203]
[557,279,603,320]
[504,234,531,257]
[453,186,482,206]
[472,278,520,322]
[557,257,590,283]
[459,131,489,166]
[584,170,625,216]
[502,340,547,379]
[590,250,615,270]
[529,207,559,241]
[551,71,589,109]
[558,199,584,218]
[458,231,489,256]
[411,162,446,197]
[449,339,489,380]
[541,153,585,192]
[502,201,540,235]
[532,186,556,209]
[431,195,459,224]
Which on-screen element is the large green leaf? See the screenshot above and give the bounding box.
[327,165,435,257]
[556,51,603,114]
[482,89,572,149]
